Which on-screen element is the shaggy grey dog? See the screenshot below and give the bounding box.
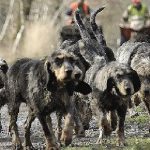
[0,58,9,131]
[6,51,92,150]
[117,39,150,133]
[74,8,141,146]
[55,39,94,138]
[0,58,8,89]
[56,7,116,138]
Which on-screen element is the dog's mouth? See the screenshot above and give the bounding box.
[74,73,81,80]
[63,76,72,81]
[63,71,73,81]
[125,88,132,95]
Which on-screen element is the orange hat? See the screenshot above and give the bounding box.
[131,0,141,4]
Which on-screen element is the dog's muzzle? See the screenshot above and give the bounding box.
[74,73,81,80]
[65,70,73,79]
[64,62,74,80]
[126,88,131,95]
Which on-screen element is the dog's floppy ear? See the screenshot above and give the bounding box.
[0,59,8,74]
[129,70,141,92]
[74,81,92,95]
[106,77,115,92]
[66,81,76,96]
[0,64,8,74]
[95,73,115,92]
[45,60,57,92]
[66,81,92,96]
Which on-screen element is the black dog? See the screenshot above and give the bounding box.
[7,51,91,150]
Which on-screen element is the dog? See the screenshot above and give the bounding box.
[7,50,92,150]
[74,8,141,146]
[0,58,9,131]
[117,37,150,134]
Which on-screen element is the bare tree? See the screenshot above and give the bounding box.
[0,0,15,41]
[12,0,25,53]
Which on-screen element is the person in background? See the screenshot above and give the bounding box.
[123,0,149,24]
[65,0,91,25]
[120,0,149,45]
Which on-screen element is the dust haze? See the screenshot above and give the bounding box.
[22,21,58,58]
[0,21,59,64]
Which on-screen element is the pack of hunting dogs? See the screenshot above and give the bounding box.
[0,7,149,150]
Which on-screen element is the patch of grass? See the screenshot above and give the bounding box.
[126,105,149,125]
[63,137,150,150]
[125,137,150,150]
[63,147,90,150]
[62,145,107,150]
[126,114,149,124]
[135,106,145,112]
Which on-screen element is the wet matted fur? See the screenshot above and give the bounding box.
[0,58,8,89]
[85,60,140,146]
[74,7,141,146]
[56,7,116,137]
[117,40,150,134]
[0,58,9,131]
[7,50,92,150]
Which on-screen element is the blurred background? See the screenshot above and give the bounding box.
[0,0,149,63]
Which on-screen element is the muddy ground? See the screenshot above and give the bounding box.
[0,0,150,150]
[0,103,150,150]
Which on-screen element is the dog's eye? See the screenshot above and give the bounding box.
[116,74,122,79]
[68,57,75,64]
[147,78,150,83]
[75,61,79,66]
[55,58,63,66]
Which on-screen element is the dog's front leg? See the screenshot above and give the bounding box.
[46,115,59,146]
[8,102,22,150]
[55,111,63,143]
[0,113,2,132]
[60,96,74,146]
[128,94,140,117]
[96,110,111,144]
[24,108,36,149]
[90,98,111,144]
[38,114,59,150]
[74,105,85,137]
[90,98,104,144]
[60,112,74,146]
[110,110,117,131]
[116,102,127,146]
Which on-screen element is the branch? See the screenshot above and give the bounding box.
[50,0,66,27]
[12,0,25,53]
[0,0,15,41]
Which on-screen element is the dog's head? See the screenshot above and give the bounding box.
[45,51,92,94]
[105,64,141,97]
[48,50,77,82]
[139,76,150,98]
[0,58,8,89]
[132,56,150,98]
[59,40,89,81]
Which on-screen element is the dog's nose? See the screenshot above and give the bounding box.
[144,90,149,96]
[75,73,81,79]
[126,88,131,95]
[66,70,72,77]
